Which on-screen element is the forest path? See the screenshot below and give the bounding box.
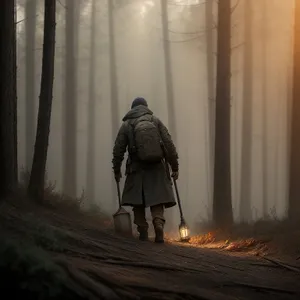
[57,226,300,300]
[1,200,300,300]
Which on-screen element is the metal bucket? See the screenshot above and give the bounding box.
[113,207,133,237]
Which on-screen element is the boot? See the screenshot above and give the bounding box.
[138,230,149,241]
[154,225,164,243]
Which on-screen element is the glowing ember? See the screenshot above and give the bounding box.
[189,232,216,245]
[164,230,268,256]
[224,238,265,252]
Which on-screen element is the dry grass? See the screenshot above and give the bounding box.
[188,217,300,258]
[189,231,216,245]
[17,169,108,220]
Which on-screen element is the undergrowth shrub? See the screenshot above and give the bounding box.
[19,168,95,214]
[0,239,85,300]
[20,216,70,252]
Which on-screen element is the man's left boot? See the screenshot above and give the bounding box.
[139,230,149,241]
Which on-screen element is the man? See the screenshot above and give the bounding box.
[112,97,179,243]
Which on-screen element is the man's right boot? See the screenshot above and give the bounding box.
[154,225,164,243]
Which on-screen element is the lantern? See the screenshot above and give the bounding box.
[113,207,133,237]
[179,219,190,242]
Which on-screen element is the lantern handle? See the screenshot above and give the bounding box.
[173,178,184,221]
[116,181,121,208]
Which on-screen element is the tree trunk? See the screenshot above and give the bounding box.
[205,0,214,210]
[86,0,96,205]
[160,0,176,142]
[286,29,293,217]
[13,2,18,182]
[160,0,177,228]
[28,0,56,201]
[261,0,268,218]
[0,0,18,198]
[63,0,78,197]
[108,0,120,211]
[288,0,300,221]
[108,0,119,138]
[239,0,253,222]
[212,0,233,227]
[25,0,37,171]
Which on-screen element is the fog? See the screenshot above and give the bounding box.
[15,0,295,230]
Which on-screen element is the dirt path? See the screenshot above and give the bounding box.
[1,200,300,300]
[54,226,300,300]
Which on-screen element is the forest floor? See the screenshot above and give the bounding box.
[1,193,300,300]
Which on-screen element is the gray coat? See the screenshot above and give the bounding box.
[112,105,179,208]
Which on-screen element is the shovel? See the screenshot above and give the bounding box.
[173,178,190,242]
[112,180,133,237]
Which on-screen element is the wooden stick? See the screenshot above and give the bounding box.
[259,255,300,274]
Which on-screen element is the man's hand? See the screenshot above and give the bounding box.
[114,171,122,182]
[171,171,179,181]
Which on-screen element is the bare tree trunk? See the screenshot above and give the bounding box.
[63,0,78,197]
[28,0,56,201]
[160,0,177,228]
[13,3,18,182]
[86,0,96,205]
[205,0,214,210]
[261,0,268,218]
[213,0,233,227]
[286,31,293,215]
[288,0,300,221]
[0,0,18,198]
[108,0,119,137]
[160,0,176,142]
[239,0,253,222]
[25,0,37,171]
[108,0,120,210]
[205,0,215,155]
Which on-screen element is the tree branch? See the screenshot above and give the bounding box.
[57,0,67,9]
[168,25,216,35]
[15,14,38,25]
[231,42,244,51]
[165,35,204,43]
[167,0,206,6]
[231,0,241,14]
[260,255,300,274]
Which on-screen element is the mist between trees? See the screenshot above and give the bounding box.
[1,0,299,230]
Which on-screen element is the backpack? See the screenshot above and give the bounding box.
[129,115,164,162]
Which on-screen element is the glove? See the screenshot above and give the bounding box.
[171,171,179,181]
[114,171,122,182]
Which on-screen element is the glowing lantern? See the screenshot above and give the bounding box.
[179,218,190,242]
[179,220,190,241]
[172,178,190,242]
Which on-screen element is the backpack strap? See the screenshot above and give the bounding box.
[127,119,136,156]
[151,116,167,158]
[151,116,162,141]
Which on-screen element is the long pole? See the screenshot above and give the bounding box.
[173,179,184,221]
[116,181,121,207]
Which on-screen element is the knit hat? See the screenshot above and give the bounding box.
[131,97,148,109]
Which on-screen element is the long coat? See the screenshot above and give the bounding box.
[112,105,179,208]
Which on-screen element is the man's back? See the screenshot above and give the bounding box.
[120,104,178,171]
[112,97,179,243]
